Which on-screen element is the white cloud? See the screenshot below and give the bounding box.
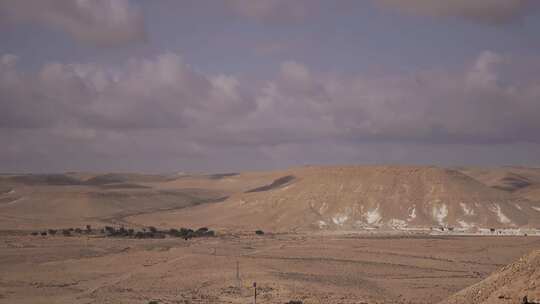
[377,0,530,24]
[0,0,145,46]
[226,0,314,22]
[1,54,19,67]
[2,51,540,171]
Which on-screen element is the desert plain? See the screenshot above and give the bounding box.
[1,166,540,304]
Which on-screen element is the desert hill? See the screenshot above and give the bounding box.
[0,173,225,230]
[440,250,540,304]
[2,166,540,232]
[127,166,540,232]
[458,167,540,203]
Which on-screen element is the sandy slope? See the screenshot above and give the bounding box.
[128,166,540,232]
[3,166,540,232]
[0,174,224,230]
[458,167,540,202]
[440,250,540,304]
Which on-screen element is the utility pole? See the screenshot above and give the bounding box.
[236,260,240,288]
[253,282,257,304]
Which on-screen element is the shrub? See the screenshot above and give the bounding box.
[180,228,192,236]
[62,229,71,236]
[31,232,39,236]
[48,229,57,235]
[85,225,92,233]
[74,228,83,234]
[195,229,215,237]
[40,231,47,236]
[118,226,127,236]
[255,230,265,235]
[105,226,115,235]
[184,231,194,240]
[148,226,158,233]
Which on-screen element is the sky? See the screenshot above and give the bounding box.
[1,0,540,173]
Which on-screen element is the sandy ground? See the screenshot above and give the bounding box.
[1,232,539,304]
[2,168,540,303]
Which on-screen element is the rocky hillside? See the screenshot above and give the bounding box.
[129,166,540,232]
[440,250,540,304]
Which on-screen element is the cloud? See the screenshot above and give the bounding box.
[1,52,250,130]
[221,51,540,146]
[2,51,540,171]
[226,0,315,22]
[0,0,145,46]
[377,0,532,24]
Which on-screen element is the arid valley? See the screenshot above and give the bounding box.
[1,166,540,304]
[3,1,540,303]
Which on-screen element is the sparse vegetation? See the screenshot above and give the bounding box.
[30,224,216,240]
